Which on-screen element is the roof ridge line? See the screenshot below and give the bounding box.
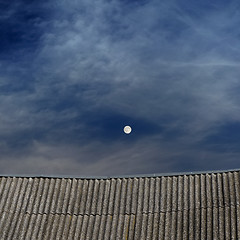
[0,167,240,179]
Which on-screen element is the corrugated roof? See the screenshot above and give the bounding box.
[0,169,240,239]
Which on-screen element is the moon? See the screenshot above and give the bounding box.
[124,125,132,134]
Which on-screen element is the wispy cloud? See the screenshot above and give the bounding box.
[0,0,240,175]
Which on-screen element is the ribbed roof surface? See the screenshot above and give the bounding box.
[0,169,240,239]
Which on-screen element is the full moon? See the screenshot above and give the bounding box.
[124,125,132,134]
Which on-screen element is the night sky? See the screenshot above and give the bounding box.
[1,0,240,176]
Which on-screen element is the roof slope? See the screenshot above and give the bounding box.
[0,169,240,239]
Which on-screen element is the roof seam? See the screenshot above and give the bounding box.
[5,203,239,217]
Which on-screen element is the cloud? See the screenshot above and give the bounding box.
[0,0,240,175]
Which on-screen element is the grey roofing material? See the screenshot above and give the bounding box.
[0,169,240,239]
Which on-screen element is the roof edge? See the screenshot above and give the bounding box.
[0,167,240,179]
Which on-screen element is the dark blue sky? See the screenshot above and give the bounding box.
[1,0,240,176]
